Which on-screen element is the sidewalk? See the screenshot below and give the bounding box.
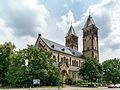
[0,87,107,90]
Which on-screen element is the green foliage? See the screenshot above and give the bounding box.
[79,57,102,85]
[76,80,88,85]
[6,45,62,87]
[0,42,15,86]
[6,50,28,87]
[66,76,88,86]
[75,80,90,87]
[102,58,120,84]
[48,68,63,86]
[66,76,76,85]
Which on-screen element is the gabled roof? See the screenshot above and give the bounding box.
[84,15,95,28]
[66,25,77,36]
[41,37,82,57]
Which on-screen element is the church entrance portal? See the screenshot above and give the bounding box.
[62,70,68,83]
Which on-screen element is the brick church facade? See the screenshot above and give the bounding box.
[35,14,99,82]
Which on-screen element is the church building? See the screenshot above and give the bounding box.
[35,14,99,83]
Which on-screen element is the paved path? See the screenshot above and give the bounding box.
[0,87,112,90]
[0,85,118,90]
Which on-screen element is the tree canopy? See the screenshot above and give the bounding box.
[102,58,120,84]
[0,42,15,86]
[7,45,62,87]
[79,57,102,85]
[0,43,62,87]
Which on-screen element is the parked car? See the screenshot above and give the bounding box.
[108,84,115,88]
[115,84,120,88]
[108,84,120,88]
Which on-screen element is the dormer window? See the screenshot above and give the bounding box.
[72,52,75,55]
[51,45,54,48]
[61,48,65,51]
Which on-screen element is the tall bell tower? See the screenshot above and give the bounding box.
[82,14,99,60]
[65,24,78,50]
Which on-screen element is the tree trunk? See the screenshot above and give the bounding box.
[91,79,92,86]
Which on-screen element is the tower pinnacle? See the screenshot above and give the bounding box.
[82,14,99,61]
[66,23,77,36]
[84,14,95,28]
[65,24,78,50]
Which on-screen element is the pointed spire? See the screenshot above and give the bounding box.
[66,22,77,36]
[84,13,95,28]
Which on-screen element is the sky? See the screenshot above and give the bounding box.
[0,0,120,62]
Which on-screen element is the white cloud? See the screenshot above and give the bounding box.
[0,19,14,43]
[0,0,50,49]
[13,36,36,50]
[57,10,80,33]
[0,0,49,35]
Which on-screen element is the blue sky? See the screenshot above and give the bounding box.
[0,0,120,62]
[39,0,100,19]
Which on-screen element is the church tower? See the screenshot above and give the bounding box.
[65,24,78,50]
[82,14,99,60]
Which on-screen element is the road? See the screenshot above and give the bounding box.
[0,87,120,90]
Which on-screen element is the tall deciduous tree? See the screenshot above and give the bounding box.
[0,42,15,86]
[7,45,62,87]
[7,50,28,87]
[26,45,62,86]
[102,58,120,84]
[79,58,102,85]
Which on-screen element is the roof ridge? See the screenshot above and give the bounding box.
[42,37,65,47]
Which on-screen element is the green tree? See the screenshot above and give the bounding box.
[26,45,62,86]
[0,42,15,86]
[66,76,76,85]
[102,58,120,84]
[48,67,62,86]
[79,58,102,86]
[7,45,62,87]
[7,50,28,87]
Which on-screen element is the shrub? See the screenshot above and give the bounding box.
[66,76,75,85]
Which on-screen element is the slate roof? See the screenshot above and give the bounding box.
[66,25,77,36]
[42,37,82,57]
[84,14,95,28]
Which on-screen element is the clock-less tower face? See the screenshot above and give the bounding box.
[82,15,99,61]
[65,24,78,51]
